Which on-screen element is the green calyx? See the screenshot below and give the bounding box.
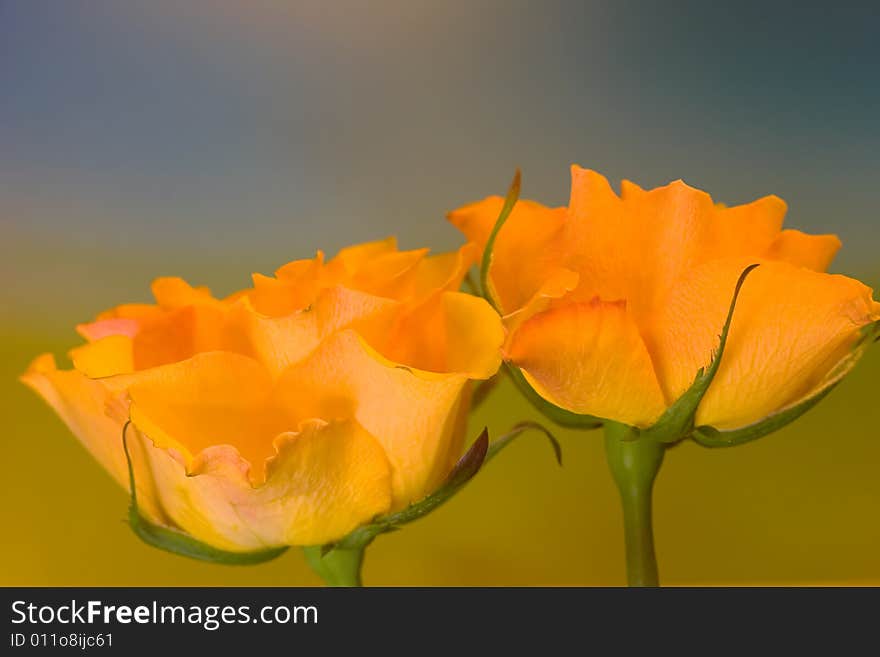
[122,422,289,565]
[324,423,561,554]
[480,169,521,312]
[123,416,560,583]
[638,263,760,444]
[303,423,559,586]
[693,317,880,448]
[304,423,560,585]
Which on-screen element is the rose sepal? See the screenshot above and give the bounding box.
[639,263,760,444]
[693,318,880,448]
[309,422,561,578]
[480,169,521,311]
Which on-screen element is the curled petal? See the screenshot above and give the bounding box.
[562,168,718,327]
[763,229,841,272]
[232,287,397,376]
[126,352,288,484]
[128,418,393,549]
[151,277,218,310]
[20,355,164,523]
[365,291,504,379]
[448,196,567,314]
[506,299,667,427]
[706,195,787,259]
[274,329,473,508]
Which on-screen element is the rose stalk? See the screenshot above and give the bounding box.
[451,166,880,586]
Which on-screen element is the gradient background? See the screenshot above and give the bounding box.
[3,1,878,585]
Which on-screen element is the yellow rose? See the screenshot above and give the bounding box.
[450,166,880,434]
[22,238,503,552]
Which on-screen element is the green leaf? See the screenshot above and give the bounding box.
[641,263,760,444]
[693,317,880,448]
[480,169,521,310]
[505,363,604,430]
[122,422,288,565]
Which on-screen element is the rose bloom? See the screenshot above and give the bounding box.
[23,239,503,550]
[450,166,880,431]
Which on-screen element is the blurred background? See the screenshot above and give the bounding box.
[2,1,878,585]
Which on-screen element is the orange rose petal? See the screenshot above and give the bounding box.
[439,292,505,379]
[76,318,140,342]
[274,250,325,282]
[94,303,164,323]
[619,179,646,198]
[275,329,472,508]
[764,229,842,272]
[502,266,580,335]
[706,195,786,260]
[325,236,398,281]
[563,167,717,326]
[349,247,429,298]
[448,196,567,314]
[372,291,503,378]
[647,258,880,430]
[507,299,668,427]
[70,334,135,378]
[130,304,230,370]
[20,357,165,523]
[411,242,479,298]
[130,418,392,549]
[250,273,312,317]
[151,277,217,310]
[235,286,398,376]
[446,196,502,249]
[127,352,287,484]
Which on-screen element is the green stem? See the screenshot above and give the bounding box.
[604,422,666,587]
[302,545,366,587]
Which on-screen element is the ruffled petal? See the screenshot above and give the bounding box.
[410,242,479,298]
[274,330,472,508]
[128,418,393,549]
[705,195,787,260]
[151,277,219,310]
[70,334,135,377]
[363,291,503,379]
[562,167,718,328]
[232,287,397,377]
[126,352,288,484]
[763,229,841,272]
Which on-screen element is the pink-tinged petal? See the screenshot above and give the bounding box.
[128,418,393,549]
